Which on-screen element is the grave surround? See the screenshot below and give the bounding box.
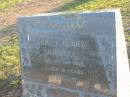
[17,9,130,97]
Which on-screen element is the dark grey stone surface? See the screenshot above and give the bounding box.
[17,10,126,97]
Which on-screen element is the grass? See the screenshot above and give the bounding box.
[59,0,129,11]
[0,79,5,87]
[0,28,20,79]
[0,0,24,11]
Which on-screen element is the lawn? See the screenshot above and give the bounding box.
[0,0,24,10]
[59,0,129,11]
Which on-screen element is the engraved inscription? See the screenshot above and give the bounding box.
[19,12,116,97]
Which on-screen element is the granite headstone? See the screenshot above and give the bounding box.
[17,9,130,97]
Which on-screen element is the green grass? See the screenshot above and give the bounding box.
[59,0,129,11]
[0,31,20,79]
[0,0,24,10]
[0,79,5,87]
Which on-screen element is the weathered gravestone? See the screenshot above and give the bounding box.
[17,9,130,97]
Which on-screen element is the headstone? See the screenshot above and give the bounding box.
[17,9,130,97]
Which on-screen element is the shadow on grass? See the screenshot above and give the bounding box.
[0,75,22,97]
[0,24,18,35]
[52,0,95,12]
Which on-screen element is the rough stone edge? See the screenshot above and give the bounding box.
[116,9,130,97]
[16,8,120,18]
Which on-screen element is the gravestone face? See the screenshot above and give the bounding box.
[17,9,130,97]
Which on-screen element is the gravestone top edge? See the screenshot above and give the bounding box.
[16,8,120,19]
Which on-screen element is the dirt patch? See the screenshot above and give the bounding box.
[0,0,66,28]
